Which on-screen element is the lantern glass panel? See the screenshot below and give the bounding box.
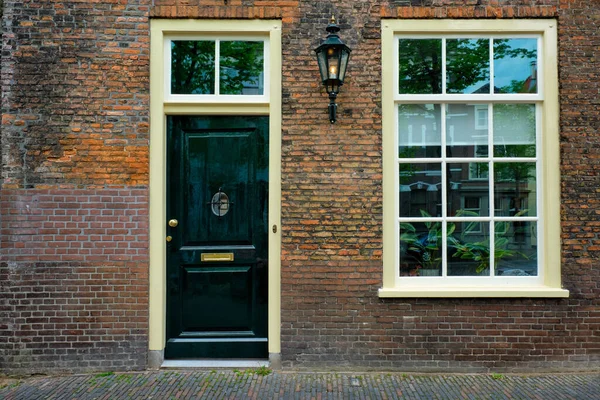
[326,47,341,80]
[316,48,329,83]
[338,49,350,83]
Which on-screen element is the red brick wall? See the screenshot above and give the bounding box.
[0,189,149,373]
[1,0,150,374]
[274,0,598,372]
[2,0,599,373]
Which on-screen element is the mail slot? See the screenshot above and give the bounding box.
[201,253,234,262]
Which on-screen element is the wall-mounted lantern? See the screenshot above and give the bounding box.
[314,15,352,124]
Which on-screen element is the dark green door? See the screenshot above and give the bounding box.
[165,116,269,359]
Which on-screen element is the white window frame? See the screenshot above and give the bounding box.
[165,35,270,104]
[149,19,282,358]
[380,19,568,298]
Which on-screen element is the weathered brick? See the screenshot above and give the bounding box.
[2,0,600,375]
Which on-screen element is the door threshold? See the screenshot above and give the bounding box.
[161,359,269,369]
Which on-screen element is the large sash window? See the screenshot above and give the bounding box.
[380,20,567,298]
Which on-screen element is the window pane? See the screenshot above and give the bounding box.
[220,41,264,95]
[400,222,443,277]
[494,162,537,217]
[448,221,491,276]
[494,38,537,93]
[446,39,490,94]
[399,163,442,218]
[398,104,441,158]
[493,104,536,157]
[171,40,215,94]
[446,104,489,158]
[447,163,490,217]
[398,39,442,94]
[495,221,538,276]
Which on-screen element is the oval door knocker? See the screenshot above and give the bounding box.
[209,188,231,217]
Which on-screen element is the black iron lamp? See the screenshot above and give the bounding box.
[314,15,352,124]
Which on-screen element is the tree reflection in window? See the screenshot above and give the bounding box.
[171,41,215,94]
[398,38,537,95]
[171,40,264,95]
[220,41,264,95]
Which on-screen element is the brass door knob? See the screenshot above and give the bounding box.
[166,235,172,242]
[168,219,179,228]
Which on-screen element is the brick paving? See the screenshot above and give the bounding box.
[1,370,598,400]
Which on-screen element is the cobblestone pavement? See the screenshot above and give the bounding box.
[1,370,599,399]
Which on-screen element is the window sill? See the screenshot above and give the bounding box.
[378,286,569,298]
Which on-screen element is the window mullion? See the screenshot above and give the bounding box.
[442,38,447,95]
[489,38,494,94]
[215,40,220,95]
[441,103,447,277]
[489,117,496,278]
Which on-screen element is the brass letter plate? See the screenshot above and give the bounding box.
[201,253,234,262]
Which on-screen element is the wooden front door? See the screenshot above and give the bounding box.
[165,115,269,359]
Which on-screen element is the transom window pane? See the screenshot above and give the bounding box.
[494,38,538,94]
[397,37,539,96]
[171,40,215,94]
[398,39,442,94]
[170,39,265,96]
[220,41,264,95]
[446,39,490,94]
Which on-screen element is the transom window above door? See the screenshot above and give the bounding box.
[165,37,269,102]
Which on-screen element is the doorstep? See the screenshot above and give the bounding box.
[161,359,270,369]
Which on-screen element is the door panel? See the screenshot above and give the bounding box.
[181,266,252,332]
[185,133,252,244]
[166,116,268,359]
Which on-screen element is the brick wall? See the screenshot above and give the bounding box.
[148,0,600,372]
[2,0,599,374]
[272,0,597,372]
[0,189,149,374]
[1,0,150,374]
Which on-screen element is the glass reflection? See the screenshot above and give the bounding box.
[220,41,264,95]
[398,104,441,158]
[446,163,490,217]
[446,104,489,158]
[495,221,538,276]
[399,163,442,218]
[400,222,444,277]
[446,39,490,94]
[493,104,536,157]
[494,38,537,93]
[448,221,491,276]
[494,162,537,217]
[398,39,442,94]
[171,40,215,94]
